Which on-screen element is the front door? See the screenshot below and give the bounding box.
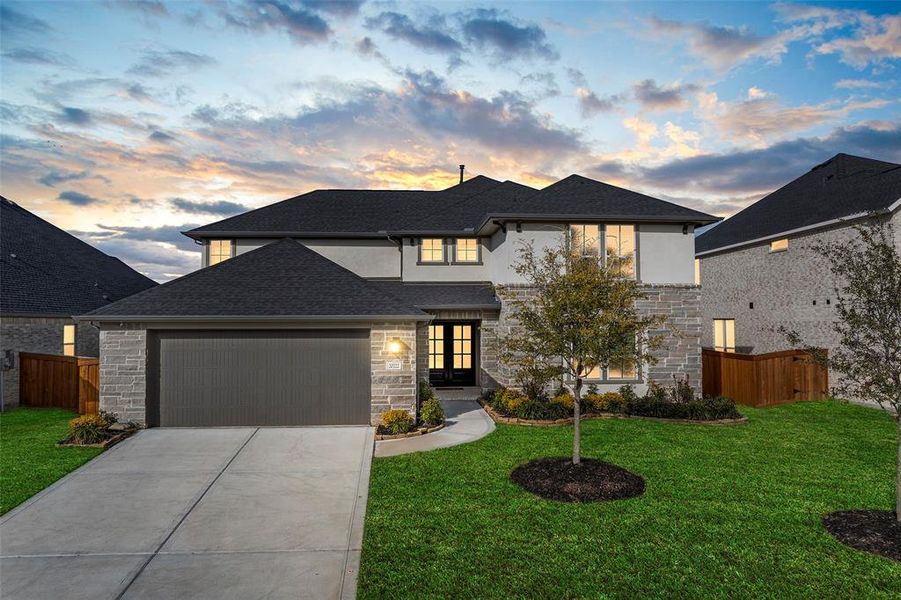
[428,321,477,386]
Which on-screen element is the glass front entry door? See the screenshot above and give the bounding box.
[428,321,477,386]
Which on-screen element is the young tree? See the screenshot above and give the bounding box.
[783,220,901,520]
[499,240,667,465]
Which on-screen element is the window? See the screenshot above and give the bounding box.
[713,319,736,352]
[428,326,444,369]
[209,240,233,265]
[769,238,789,253]
[452,325,472,369]
[454,238,479,263]
[63,324,76,356]
[694,258,701,285]
[420,238,445,263]
[607,359,637,380]
[569,224,600,258]
[606,224,636,277]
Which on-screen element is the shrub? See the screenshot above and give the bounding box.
[98,410,118,427]
[381,409,415,434]
[669,374,695,403]
[68,414,110,444]
[418,380,436,404]
[603,392,626,413]
[619,385,639,404]
[625,395,740,420]
[513,361,560,401]
[583,391,624,413]
[420,398,445,426]
[509,397,570,420]
[586,383,598,395]
[498,388,528,413]
[551,392,574,410]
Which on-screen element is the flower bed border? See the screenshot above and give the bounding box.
[479,400,747,426]
[375,422,445,441]
[56,430,136,449]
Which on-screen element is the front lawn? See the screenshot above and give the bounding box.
[0,408,102,515]
[359,401,901,598]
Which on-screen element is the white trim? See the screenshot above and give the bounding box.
[696,199,901,257]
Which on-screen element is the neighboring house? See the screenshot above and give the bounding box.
[80,175,718,427]
[696,153,901,388]
[0,197,157,409]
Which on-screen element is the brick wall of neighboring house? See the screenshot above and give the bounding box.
[493,284,702,394]
[98,325,147,423]
[98,322,419,426]
[370,321,417,425]
[698,213,899,392]
[0,316,98,409]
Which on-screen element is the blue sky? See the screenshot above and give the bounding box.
[1,0,898,280]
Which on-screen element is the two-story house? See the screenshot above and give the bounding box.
[696,153,901,392]
[80,174,717,427]
[1,197,157,409]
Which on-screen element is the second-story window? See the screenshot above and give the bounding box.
[606,224,636,278]
[569,224,600,258]
[419,238,445,263]
[209,240,233,266]
[454,238,479,263]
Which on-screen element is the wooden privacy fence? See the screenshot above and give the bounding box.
[702,348,828,408]
[19,352,99,415]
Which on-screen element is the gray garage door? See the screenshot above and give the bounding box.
[149,330,370,427]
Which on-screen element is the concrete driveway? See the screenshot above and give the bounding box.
[0,426,374,600]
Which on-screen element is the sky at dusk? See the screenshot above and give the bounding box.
[1,0,899,281]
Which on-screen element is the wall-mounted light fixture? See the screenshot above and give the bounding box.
[387,338,404,355]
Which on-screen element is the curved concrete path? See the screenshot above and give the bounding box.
[375,396,495,457]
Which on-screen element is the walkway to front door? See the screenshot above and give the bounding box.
[428,321,478,387]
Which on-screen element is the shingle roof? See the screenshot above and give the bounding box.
[696,154,901,255]
[372,281,499,310]
[509,175,718,223]
[185,174,717,239]
[81,238,428,321]
[1,197,157,316]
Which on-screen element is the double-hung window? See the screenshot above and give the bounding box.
[209,240,233,266]
[454,238,479,263]
[420,239,445,263]
[605,224,636,277]
[63,324,76,356]
[569,224,600,259]
[713,319,736,352]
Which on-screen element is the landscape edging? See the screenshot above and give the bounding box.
[479,400,748,426]
[374,422,445,441]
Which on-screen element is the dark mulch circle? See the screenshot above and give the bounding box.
[510,457,645,502]
[822,510,901,562]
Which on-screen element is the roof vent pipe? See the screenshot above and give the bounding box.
[459,164,465,184]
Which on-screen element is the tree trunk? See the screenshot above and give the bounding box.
[573,378,582,466]
[897,416,900,522]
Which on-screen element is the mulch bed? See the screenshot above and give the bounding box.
[56,430,134,449]
[511,457,645,502]
[822,510,901,562]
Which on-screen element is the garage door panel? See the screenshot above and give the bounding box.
[153,330,370,427]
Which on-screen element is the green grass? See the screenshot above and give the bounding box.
[0,408,103,515]
[359,401,901,599]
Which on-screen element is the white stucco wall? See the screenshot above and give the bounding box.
[200,221,700,285]
[222,238,401,278]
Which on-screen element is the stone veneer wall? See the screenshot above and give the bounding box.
[493,284,702,393]
[370,321,417,425]
[98,325,147,423]
[415,309,501,390]
[1,316,98,409]
[99,323,418,426]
